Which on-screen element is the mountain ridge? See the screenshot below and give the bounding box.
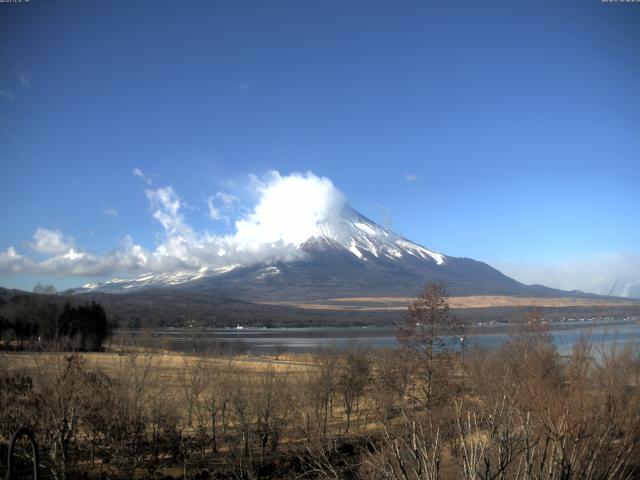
[79,206,601,301]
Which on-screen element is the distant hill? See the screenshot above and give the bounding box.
[0,287,399,328]
[2,286,636,330]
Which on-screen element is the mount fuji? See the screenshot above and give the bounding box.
[80,206,582,301]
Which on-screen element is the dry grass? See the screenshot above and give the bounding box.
[0,349,312,376]
[2,337,639,479]
[0,349,316,442]
[262,295,640,311]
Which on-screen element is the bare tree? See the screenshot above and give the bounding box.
[362,412,442,480]
[230,375,252,458]
[178,357,205,430]
[371,348,410,421]
[314,347,339,437]
[33,283,57,295]
[397,282,453,407]
[255,364,292,459]
[197,355,235,453]
[33,354,94,479]
[337,345,371,433]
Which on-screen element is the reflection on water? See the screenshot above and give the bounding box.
[114,319,640,355]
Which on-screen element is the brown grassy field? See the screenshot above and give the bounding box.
[262,295,640,311]
[2,334,640,479]
[0,349,313,380]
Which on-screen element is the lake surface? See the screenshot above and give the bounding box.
[117,318,640,355]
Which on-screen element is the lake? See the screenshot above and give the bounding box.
[115,318,640,355]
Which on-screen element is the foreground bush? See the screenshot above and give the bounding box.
[0,333,638,479]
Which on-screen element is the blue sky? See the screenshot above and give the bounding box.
[1,1,639,295]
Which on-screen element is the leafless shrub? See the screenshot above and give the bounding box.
[371,348,410,421]
[460,322,640,480]
[361,412,441,480]
[337,345,372,433]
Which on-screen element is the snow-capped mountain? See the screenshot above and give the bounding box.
[80,206,570,300]
[302,206,445,264]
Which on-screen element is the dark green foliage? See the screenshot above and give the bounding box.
[0,296,110,351]
[58,302,109,351]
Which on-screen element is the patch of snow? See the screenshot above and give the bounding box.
[385,248,403,258]
[189,269,209,281]
[135,273,155,281]
[255,266,281,280]
[395,240,445,265]
[416,246,445,265]
[213,264,239,274]
[87,205,447,293]
[354,222,376,236]
[349,241,363,259]
[358,237,379,257]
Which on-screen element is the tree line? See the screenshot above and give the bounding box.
[0,293,110,351]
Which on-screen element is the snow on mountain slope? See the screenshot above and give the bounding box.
[81,203,582,301]
[82,265,240,293]
[75,173,597,301]
[308,206,445,265]
[83,205,447,294]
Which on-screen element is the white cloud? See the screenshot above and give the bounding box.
[0,247,31,273]
[231,171,345,249]
[29,228,75,255]
[236,80,255,91]
[218,191,240,208]
[18,73,30,88]
[103,207,119,218]
[207,201,222,221]
[405,173,418,182]
[497,252,640,297]
[145,186,192,236]
[207,191,240,222]
[132,167,153,185]
[0,90,15,101]
[139,171,345,271]
[0,171,348,278]
[143,186,206,270]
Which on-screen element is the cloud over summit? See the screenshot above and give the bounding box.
[231,171,345,250]
[0,171,347,279]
